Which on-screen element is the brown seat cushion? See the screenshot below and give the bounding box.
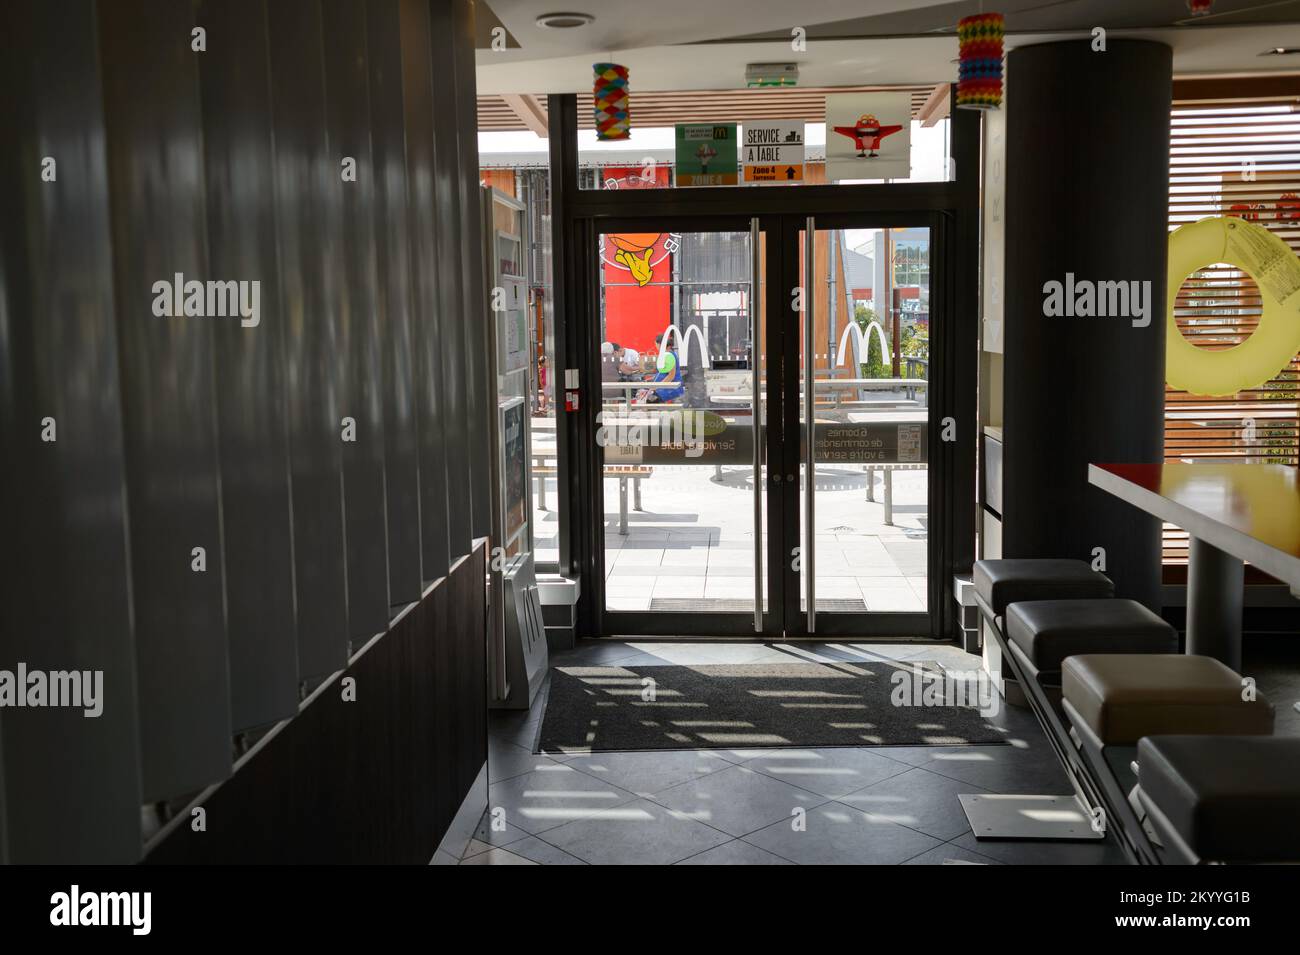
[1063,654,1273,745]
[1006,599,1176,675]
[973,559,1113,618]
[1138,736,1300,863]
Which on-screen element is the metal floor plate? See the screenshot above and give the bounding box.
[959,793,1105,841]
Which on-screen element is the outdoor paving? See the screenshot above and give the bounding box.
[533,461,928,613]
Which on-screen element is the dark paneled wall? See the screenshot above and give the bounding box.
[322,0,393,646]
[0,0,489,863]
[0,0,143,863]
[268,0,352,681]
[99,0,234,801]
[367,0,425,607]
[401,0,451,583]
[1001,40,1172,609]
[146,543,487,865]
[197,0,299,733]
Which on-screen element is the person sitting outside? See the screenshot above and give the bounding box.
[600,341,621,382]
[646,332,685,404]
[613,342,642,380]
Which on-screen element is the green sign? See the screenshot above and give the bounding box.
[675,124,738,187]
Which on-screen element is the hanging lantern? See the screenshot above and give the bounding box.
[1187,0,1213,15]
[956,13,1005,110]
[593,63,630,141]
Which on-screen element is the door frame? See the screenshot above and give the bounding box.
[547,93,979,641]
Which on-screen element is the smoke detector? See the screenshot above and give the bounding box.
[536,12,595,29]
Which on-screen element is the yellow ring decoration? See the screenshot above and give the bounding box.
[1167,216,1300,397]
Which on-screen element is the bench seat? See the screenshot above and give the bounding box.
[1137,736,1300,863]
[1006,599,1177,680]
[973,559,1113,619]
[1063,654,1273,746]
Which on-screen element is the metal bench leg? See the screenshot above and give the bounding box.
[633,477,643,511]
[714,465,723,481]
[619,476,629,535]
[865,467,875,502]
[883,470,893,526]
[535,471,548,511]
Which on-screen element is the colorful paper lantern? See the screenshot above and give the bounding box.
[593,63,630,141]
[1187,0,1213,16]
[956,13,1005,110]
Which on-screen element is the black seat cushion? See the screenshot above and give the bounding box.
[973,559,1113,618]
[1138,736,1300,863]
[1006,599,1176,674]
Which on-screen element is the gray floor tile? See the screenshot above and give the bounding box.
[486,763,638,837]
[676,839,795,865]
[913,743,1072,795]
[562,749,733,797]
[489,709,543,750]
[538,798,732,865]
[489,736,565,783]
[651,763,829,837]
[551,641,657,668]
[948,831,1128,865]
[840,766,993,841]
[460,847,537,865]
[902,842,1004,865]
[743,801,943,865]
[746,747,910,798]
[497,835,588,865]
[473,810,529,849]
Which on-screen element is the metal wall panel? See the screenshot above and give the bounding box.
[450,0,494,543]
[98,0,233,802]
[322,0,392,643]
[196,0,300,731]
[267,0,352,680]
[427,0,472,561]
[0,0,144,861]
[366,0,424,606]
[399,0,450,582]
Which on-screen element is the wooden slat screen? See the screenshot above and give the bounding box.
[477,85,932,131]
[1164,93,1300,564]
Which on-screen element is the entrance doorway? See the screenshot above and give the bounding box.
[569,211,942,638]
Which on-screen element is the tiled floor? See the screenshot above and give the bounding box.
[465,639,1131,866]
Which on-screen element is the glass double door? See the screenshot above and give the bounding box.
[592,214,932,637]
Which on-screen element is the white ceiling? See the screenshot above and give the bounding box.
[477,1,1300,96]
[482,0,953,58]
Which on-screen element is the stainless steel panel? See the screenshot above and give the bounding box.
[196,0,299,731]
[322,0,391,643]
[267,0,351,680]
[399,0,449,582]
[0,0,144,861]
[366,0,423,605]
[99,0,233,801]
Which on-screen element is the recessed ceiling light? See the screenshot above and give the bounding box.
[1261,47,1300,55]
[536,11,595,29]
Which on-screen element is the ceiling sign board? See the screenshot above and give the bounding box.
[824,92,912,182]
[675,123,739,187]
[742,121,804,183]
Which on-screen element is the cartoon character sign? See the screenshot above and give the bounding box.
[601,232,679,355]
[825,92,912,182]
[606,233,664,286]
[831,114,904,158]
